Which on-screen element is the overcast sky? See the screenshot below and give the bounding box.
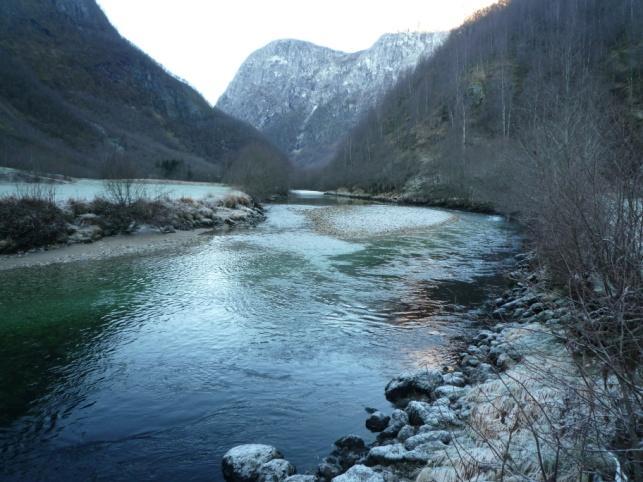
[96,0,498,105]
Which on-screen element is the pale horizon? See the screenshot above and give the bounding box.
[96,0,498,105]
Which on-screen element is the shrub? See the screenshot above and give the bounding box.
[0,196,68,253]
[219,192,253,209]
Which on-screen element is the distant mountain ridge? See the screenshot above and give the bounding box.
[217,32,447,168]
[0,0,286,180]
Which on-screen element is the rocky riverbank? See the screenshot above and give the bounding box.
[324,189,496,214]
[0,192,266,267]
[221,254,622,482]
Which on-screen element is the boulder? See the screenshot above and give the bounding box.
[365,444,407,465]
[317,461,342,480]
[285,476,317,482]
[396,425,416,442]
[365,411,390,432]
[404,431,451,450]
[222,444,283,482]
[379,409,409,438]
[334,435,366,452]
[257,459,296,482]
[384,370,443,405]
[332,465,384,482]
[405,401,458,427]
[441,372,465,387]
[332,435,367,470]
[433,385,467,401]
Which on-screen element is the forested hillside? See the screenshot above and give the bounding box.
[0,0,289,184]
[322,0,641,207]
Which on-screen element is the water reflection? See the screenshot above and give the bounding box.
[0,194,519,481]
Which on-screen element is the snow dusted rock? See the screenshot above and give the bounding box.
[218,33,447,168]
[332,464,385,482]
[317,460,342,480]
[441,372,465,387]
[366,442,443,466]
[334,435,366,452]
[433,385,468,401]
[222,444,283,482]
[257,459,296,482]
[416,466,458,482]
[331,435,368,470]
[396,425,416,442]
[284,476,317,482]
[366,444,407,465]
[379,409,409,439]
[365,411,390,432]
[404,431,451,450]
[405,401,458,427]
[384,370,444,405]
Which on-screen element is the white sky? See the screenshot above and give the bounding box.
[96,0,498,105]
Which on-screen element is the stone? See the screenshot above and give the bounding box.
[222,444,283,482]
[332,464,384,482]
[405,401,458,427]
[404,431,451,450]
[441,372,465,387]
[365,411,390,432]
[405,442,447,463]
[378,409,409,439]
[257,459,296,482]
[285,476,317,482]
[384,370,443,404]
[396,425,416,442]
[365,444,407,465]
[496,353,512,370]
[334,435,366,452]
[433,385,468,401]
[317,461,342,480]
[330,436,368,471]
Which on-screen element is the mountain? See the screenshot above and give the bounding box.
[217,32,447,168]
[0,0,288,181]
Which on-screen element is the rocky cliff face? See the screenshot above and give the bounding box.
[217,32,447,168]
[0,0,286,179]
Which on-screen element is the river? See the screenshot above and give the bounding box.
[0,192,519,481]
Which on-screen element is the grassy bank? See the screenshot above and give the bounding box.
[0,190,264,254]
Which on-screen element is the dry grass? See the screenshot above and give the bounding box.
[417,324,622,482]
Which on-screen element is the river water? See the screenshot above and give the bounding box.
[0,193,519,481]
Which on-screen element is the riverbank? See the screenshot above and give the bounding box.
[0,192,265,268]
[324,190,496,214]
[221,254,623,482]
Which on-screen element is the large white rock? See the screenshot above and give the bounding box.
[332,464,385,482]
[405,401,458,427]
[222,444,283,482]
[257,459,296,482]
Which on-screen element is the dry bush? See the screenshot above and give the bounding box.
[0,196,68,253]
